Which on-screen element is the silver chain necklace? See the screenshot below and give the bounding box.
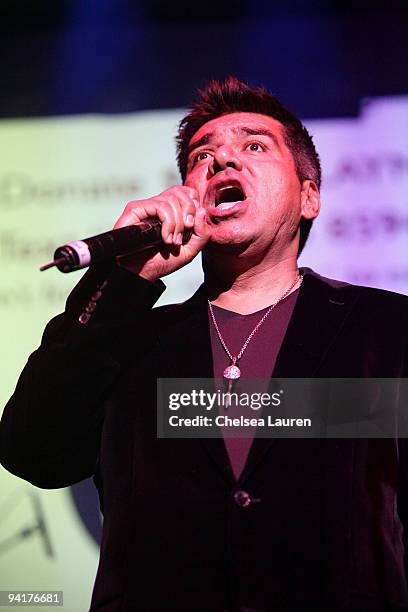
[208,272,303,390]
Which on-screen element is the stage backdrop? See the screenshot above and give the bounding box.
[0,96,407,611]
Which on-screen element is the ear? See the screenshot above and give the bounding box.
[300,180,320,220]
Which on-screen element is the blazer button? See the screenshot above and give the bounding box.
[78,312,91,325]
[85,301,97,313]
[234,490,251,507]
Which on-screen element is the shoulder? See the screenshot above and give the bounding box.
[302,267,408,304]
[150,284,207,326]
[300,268,408,344]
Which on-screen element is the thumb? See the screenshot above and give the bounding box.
[191,207,211,247]
[181,207,211,259]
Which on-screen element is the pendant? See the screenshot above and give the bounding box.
[223,364,241,380]
[223,357,241,381]
[223,357,241,396]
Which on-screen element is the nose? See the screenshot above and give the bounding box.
[209,145,243,175]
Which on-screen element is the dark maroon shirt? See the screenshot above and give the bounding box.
[208,289,299,479]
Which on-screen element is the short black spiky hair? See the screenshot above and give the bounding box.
[176,76,321,254]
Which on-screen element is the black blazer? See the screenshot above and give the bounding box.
[1,265,408,612]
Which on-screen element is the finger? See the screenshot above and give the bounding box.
[182,207,211,256]
[145,199,181,245]
[115,200,176,245]
[165,185,199,219]
[193,207,211,243]
[113,201,146,229]
[149,186,197,244]
[170,187,198,229]
[173,185,200,207]
[164,194,187,246]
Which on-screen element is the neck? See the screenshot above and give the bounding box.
[204,252,300,315]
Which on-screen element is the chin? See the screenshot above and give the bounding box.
[205,231,254,256]
[210,217,251,239]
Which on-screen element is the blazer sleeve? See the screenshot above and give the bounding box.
[397,328,408,582]
[0,262,165,489]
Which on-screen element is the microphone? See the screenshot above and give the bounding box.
[40,218,171,273]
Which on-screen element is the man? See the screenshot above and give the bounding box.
[1,77,408,612]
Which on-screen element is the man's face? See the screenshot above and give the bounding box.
[184,112,318,258]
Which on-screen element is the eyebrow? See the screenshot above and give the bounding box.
[239,127,280,147]
[187,125,280,159]
[187,132,214,158]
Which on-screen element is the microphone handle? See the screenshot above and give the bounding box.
[53,218,162,273]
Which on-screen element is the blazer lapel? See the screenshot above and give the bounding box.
[156,286,236,486]
[272,268,359,379]
[156,286,212,378]
[238,268,360,486]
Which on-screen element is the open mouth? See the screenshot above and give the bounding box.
[215,185,246,207]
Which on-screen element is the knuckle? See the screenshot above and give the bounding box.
[166,193,180,207]
[188,185,197,196]
[185,200,196,212]
[155,199,173,214]
[161,185,179,197]
[124,199,146,214]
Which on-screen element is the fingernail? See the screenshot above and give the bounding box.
[167,233,173,244]
[186,214,194,225]
[193,199,199,208]
[175,233,183,245]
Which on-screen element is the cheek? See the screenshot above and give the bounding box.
[259,177,302,224]
[273,175,302,212]
[256,165,286,194]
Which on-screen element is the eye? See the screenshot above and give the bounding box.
[191,150,213,167]
[246,142,265,152]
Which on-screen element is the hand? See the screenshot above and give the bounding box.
[113,186,210,282]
